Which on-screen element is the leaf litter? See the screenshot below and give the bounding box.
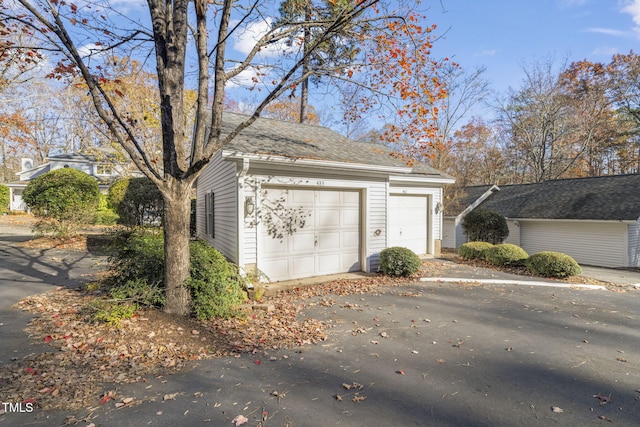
[0,269,417,412]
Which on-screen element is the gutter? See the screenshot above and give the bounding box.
[222,150,412,175]
[389,175,455,185]
[455,184,500,225]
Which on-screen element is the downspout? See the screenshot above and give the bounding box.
[237,158,250,276]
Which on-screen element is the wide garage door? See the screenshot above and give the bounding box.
[389,194,428,255]
[260,188,361,281]
[521,221,627,268]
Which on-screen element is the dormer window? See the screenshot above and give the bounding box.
[96,165,113,175]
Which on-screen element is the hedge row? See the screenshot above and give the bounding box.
[458,241,582,278]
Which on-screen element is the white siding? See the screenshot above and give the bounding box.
[442,218,455,248]
[520,221,627,268]
[505,220,521,246]
[628,222,640,268]
[196,152,238,262]
[368,183,387,272]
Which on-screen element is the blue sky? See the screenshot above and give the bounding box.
[72,0,640,128]
[429,0,640,94]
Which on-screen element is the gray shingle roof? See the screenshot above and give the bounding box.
[220,112,452,179]
[450,174,640,221]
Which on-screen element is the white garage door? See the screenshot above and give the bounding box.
[389,194,428,255]
[521,221,627,268]
[260,188,361,281]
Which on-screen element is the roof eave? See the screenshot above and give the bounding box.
[222,150,412,174]
[389,175,455,184]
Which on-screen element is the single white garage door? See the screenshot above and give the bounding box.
[260,188,361,281]
[389,194,428,255]
[520,221,627,268]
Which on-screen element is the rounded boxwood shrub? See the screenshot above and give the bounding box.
[486,243,529,267]
[525,251,582,278]
[108,177,163,227]
[23,168,100,236]
[458,241,495,261]
[462,209,509,244]
[379,246,422,277]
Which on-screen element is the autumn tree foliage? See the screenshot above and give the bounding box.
[3,0,448,316]
[344,11,449,162]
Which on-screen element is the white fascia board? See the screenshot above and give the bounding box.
[389,175,455,185]
[509,217,637,224]
[222,150,412,174]
[454,184,500,225]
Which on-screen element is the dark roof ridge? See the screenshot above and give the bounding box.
[493,173,640,189]
[223,110,334,132]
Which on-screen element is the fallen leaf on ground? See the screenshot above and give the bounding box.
[231,414,249,426]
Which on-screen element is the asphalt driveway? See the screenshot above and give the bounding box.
[1,230,639,426]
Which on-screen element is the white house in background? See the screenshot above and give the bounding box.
[196,112,455,282]
[7,153,126,211]
[443,174,640,268]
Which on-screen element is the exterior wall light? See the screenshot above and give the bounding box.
[244,197,255,216]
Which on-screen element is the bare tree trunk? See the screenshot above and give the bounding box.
[299,5,311,124]
[162,178,192,316]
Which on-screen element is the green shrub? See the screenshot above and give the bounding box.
[458,241,495,261]
[104,229,166,307]
[0,184,9,214]
[525,251,582,278]
[486,243,529,267]
[108,177,163,227]
[94,193,119,225]
[23,168,100,237]
[462,209,509,244]
[188,240,247,320]
[104,230,246,319]
[379,246,422,277]
[84,299,137,328]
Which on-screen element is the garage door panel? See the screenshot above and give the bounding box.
[343,230,360,249]
[266,259,289,281]
[291,189,315,205]
[292,256,315,277]
[291,232,315,252]
[342,208,360,226]
[342,191,360,204]
[261,188,361,281]
[317,208,341,227]
[262,234,289,255]
[318,190,340,205]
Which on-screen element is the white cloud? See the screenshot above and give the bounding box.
[585,27,628,37]
[621,0,640,36]
[591,46,621,56]
[231,18,292,58]
[77,43,107,59]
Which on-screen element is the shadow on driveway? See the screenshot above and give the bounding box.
[0,232,107,368]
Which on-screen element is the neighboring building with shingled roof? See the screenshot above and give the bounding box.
[443,174,640,268]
